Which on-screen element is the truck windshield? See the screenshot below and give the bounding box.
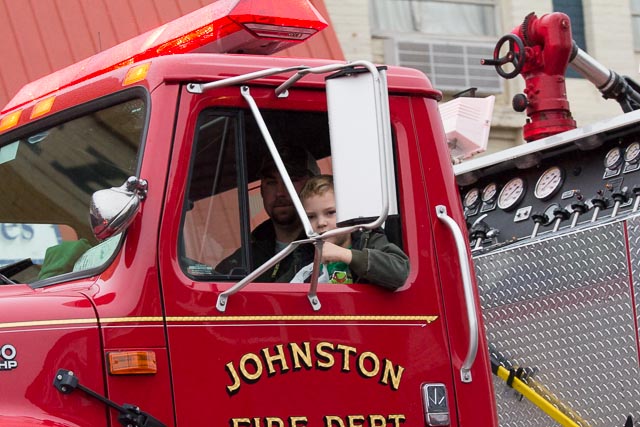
[0,97,145,285]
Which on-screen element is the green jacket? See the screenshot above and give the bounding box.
[291,229,410,290]
[216,224,409,289]
[348,229,409,290]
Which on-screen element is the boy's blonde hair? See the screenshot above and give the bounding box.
[300,174,334,202]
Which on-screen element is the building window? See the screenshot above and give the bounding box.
[632,0,640,51]
[553,0,586,78]
[371,0,497,37]
[371,0,501,94]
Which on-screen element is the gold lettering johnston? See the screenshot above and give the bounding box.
[224,342,404,395]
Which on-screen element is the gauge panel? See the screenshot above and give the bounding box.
[497,177,526,211]
[625,142,640,164]
[604,147,623,170]
[481,183,498,202]
[459,131,640,252]
[534,166,564,201]
[463,188,480,209]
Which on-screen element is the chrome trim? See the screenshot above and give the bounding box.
[214,62,392,313]
[436,205,478,383]
[569,46,612,89]
[186,66,310,93]
[240,86,316,238]
[453,110,640,178]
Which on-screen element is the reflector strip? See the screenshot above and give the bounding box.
[30,97,55,119]
[108,351,157,375]
[0,110,21,132]
[123,63,151,86]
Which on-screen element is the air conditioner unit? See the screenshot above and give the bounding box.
[385,39,502,94]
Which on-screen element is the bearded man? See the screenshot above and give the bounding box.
[216,145,319,282]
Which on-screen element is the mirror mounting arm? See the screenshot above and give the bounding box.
[216,226,367,313]
[125,176,148,200]
[214,62,391,313]
[90,176,148,241]
[306,240,324,311]
[240,86,316,238]
[216,238,317,312]
[275,61,384,98]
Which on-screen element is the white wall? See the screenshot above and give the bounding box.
[324,0,373,61]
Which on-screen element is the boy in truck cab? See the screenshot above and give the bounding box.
[292,174,409,289]
[215,145,319,281]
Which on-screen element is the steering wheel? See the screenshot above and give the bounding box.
[481,34,526,79]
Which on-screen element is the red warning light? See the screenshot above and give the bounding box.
[4,0,327,113]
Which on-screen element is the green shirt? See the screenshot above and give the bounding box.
[324,261,353,284]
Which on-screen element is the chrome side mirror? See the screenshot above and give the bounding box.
[90,177,148,241]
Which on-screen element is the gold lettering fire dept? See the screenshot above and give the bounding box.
[230,414,406,426]
[225,341,404,395]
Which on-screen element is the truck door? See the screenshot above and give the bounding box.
[158,80,466,426]
[411,96,498,426]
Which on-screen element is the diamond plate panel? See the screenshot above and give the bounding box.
[474,222,640,427]
[627,215,640,367]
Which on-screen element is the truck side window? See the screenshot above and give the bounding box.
[179,107,407,285]
[180,112,247,278]
[180,108,333,281]
[0,96,145,284]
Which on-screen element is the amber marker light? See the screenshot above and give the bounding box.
[0,110,22,132]
[123,63,151,86]
[108,351,157,375]
[31,97,55,119]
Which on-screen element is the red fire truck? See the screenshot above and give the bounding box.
[0,1,498,426]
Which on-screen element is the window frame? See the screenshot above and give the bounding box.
[179,108,252,281]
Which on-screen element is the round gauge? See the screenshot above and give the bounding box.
[534,166,564,201]
[625,142,640,164]
[463,188,480,209]
[604,147,623,170]
[481,183,498,202]
[497,177,526,211]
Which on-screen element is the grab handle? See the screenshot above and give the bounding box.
[435,205,478,383]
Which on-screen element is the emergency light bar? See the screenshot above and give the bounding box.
[3,0,327,113]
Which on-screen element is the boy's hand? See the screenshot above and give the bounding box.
[321,242,353,264]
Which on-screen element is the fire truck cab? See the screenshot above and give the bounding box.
[0,1,497,426]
